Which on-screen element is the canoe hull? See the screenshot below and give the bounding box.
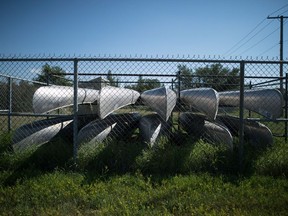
[179,112,233,149]
[77,113,141,146]
[98,86,140,119]
[141,87,177,121]
[33,85,99,113]
[139,113,172,147]
[217,115,273,147]
[180,88,219,120]
[12,117,73,151]
[219,89,283,119]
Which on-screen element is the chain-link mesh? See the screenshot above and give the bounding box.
[0,57,287,167]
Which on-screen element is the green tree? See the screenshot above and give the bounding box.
[106,70,119,87]
[195,63,239,91]
[0,81,8,110]
[12,80,37,112]
[176,65,193,90]
[125,75,161,92]
[33,64,71,86]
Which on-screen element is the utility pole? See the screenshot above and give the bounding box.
[267,15,288,93]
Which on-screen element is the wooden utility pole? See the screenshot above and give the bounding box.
[267,15,288,93]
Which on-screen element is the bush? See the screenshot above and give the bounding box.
[254,139,288,177]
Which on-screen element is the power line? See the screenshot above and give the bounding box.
[257,42,279,57]
[224,20,274,56]
[242,20,287,56]
[222,19,266,56]
[239,26,279,56]
[267,15,288,93]
[255,20,288,57]
[280,8,288,15]
[269,3,288,16]
[223,4,288,57]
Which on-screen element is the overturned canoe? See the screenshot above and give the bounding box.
[77,113,141,146]
[179,112,233,149]
[12,115,98,151]
[139,113,172,147]
[219,89,283,119]
[217,115,273,148]
[97,86,140,119]
[141,87,177,121]
[12,116,73,151]
[180,88,219,120]
[33,85,99,113]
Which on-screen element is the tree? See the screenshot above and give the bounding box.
[0,81,8,110]
[125,75,161,92]
[12,80,37,112]
[107,70,119,87]
[175,65,193,90]
[33,64,71,86]
[194,63,239,91]
[175,64,239,91]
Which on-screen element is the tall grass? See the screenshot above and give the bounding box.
[1,172,288,215]
[254,138,288,177]
[1,132,288,214]
[1,132,287,178]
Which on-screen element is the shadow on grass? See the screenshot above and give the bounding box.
[1,130,286,187]
[3,135,73,186]
[78,136,147,182]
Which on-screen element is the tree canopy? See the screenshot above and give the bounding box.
[176,65,193,90]
[194,63,240,91]
[33,64,71,86]
[176,63,239,91]
[125,75,161,92]
[0,80,36,112]
[107,70,119,87]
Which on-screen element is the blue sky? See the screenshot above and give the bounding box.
[0,0,288,59]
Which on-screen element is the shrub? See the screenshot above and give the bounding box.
[254,139,288,177]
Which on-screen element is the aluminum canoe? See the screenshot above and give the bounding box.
[179,112,233,149]
[180,88,219,120]
[12,115,98,151]
[141,87,177,121]
[97,86,140,119]
[139,113,172,147]
[77,113,141,146]
[217,115,273,148]
[12,116,73,151]
[218,89,283,119]
[33,85,99,113]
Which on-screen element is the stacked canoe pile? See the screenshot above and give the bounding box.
[12,84,283,151]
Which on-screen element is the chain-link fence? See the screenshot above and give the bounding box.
[0,56,287,168]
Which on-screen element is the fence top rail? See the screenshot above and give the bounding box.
[0,57,288,64]
[0,73,48,85]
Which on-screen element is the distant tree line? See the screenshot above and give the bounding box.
[176,63,240,91]
[125,75,162,92]
[0,80,37,112]
[0,64,71,112]
[33,64,71,86]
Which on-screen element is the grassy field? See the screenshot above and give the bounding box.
[0,131,288,215]
[1,172,288,215]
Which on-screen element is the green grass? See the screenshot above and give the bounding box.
[0,132,288,215]
[0,172,288,215]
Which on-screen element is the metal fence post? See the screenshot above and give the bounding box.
[177,70,181,98]
[8,77,12,132]
[177,71,181,130]
[239,61,245,172]
[285,73,288,142]
[73,59,79,165]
